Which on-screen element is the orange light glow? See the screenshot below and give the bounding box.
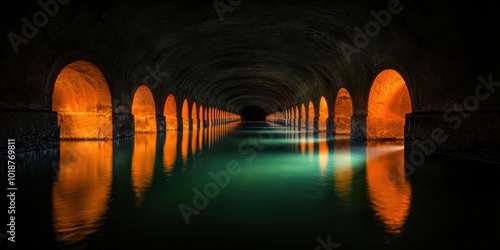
[333,138,353,203]
[132,85,157,133]
[334,88,353,135]
[164,94,178,130]
[52,141,112,244]
[192,102,198,129]
[199,105,204,126]
[318,133,328,176]
[319,96,328,132]
[52,61,112,139]
[308,132,314,162]
[308,101,315,129]
[131,133,157,205]
[182,99,189,130]
[198,126,203,152]
[191,129,197,154]
[181,129,189,163]
[367,69,412,139]
[163,129,177,173]
[366,141,411,235]
[300,103,306,127]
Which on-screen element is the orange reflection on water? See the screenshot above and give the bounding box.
[181,129,189,163]
[307,132,314,163]
[366,141,411,235]
[52,141,112,244]
[333,138,353,202]
[318,134,328,177]
[191,129,197,155]
[131,133,157,205]
[300,131,306,155]
[163,129,177,173]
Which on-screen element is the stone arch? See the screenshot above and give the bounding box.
[318,96,329,132]
[334,88,353,135]
[164,94,177,130]
[132,85,157,133]
[367,69,412,139]
[52,60,112,139]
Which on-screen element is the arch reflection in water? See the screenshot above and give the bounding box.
[52,141,112,245]
[318,133,328,177]
[163,129,178,174]
[366,141,411,235]
[181,129,189,164]
[333,137,353,204]
[131,133,157,205]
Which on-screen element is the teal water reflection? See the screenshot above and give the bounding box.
[4,122,500,249]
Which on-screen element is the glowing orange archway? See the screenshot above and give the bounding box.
[199,105,204,125]
[299,103,305,127]
[334,88,353,135]
[164,94,177,130]
[191,102,198,129]
[308,101,315,129]
[132,85,156,133]
[52,60,112,139]
[367,69,412,139]
[182,99,189,129]
[319,96,328,132]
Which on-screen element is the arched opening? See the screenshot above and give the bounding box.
[199,105,204,126]
[191,101,198,129]
[52,60,112,139]
[164,94,177,130]
[182,99,189,130]
[319,96,328,132]
[132,85,157,133]
[334,88,353,135]
[308,101,315,129]
[367,69,412,139]
[300,103,306,127]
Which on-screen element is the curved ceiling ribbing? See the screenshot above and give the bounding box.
[62,0,414,114]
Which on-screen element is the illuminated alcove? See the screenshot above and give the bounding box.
[367,69,412,139]
[199,105,204,127]
[52,60,112,139]
[334,88,353,135]
[319,96,328,132]
[308,101,315,129]
[182,99,189,129]
[164,94,178,130]
[300,103,306,127]
[192,101,198,129]
[132,85,157,133]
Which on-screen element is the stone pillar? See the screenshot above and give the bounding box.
[351,115,367,141]
[0,110,60,152]
[113,114,134,138]
[156,115,166,133]
[313,117,319,132]
[326,117,335,135]
[405,111,500,163]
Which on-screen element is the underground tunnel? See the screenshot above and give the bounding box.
[241,106,266,121]
[1,0,499,249]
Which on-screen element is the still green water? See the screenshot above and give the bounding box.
[2,122,499,249]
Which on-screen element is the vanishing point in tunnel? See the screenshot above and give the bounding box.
[1,0,499,249]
